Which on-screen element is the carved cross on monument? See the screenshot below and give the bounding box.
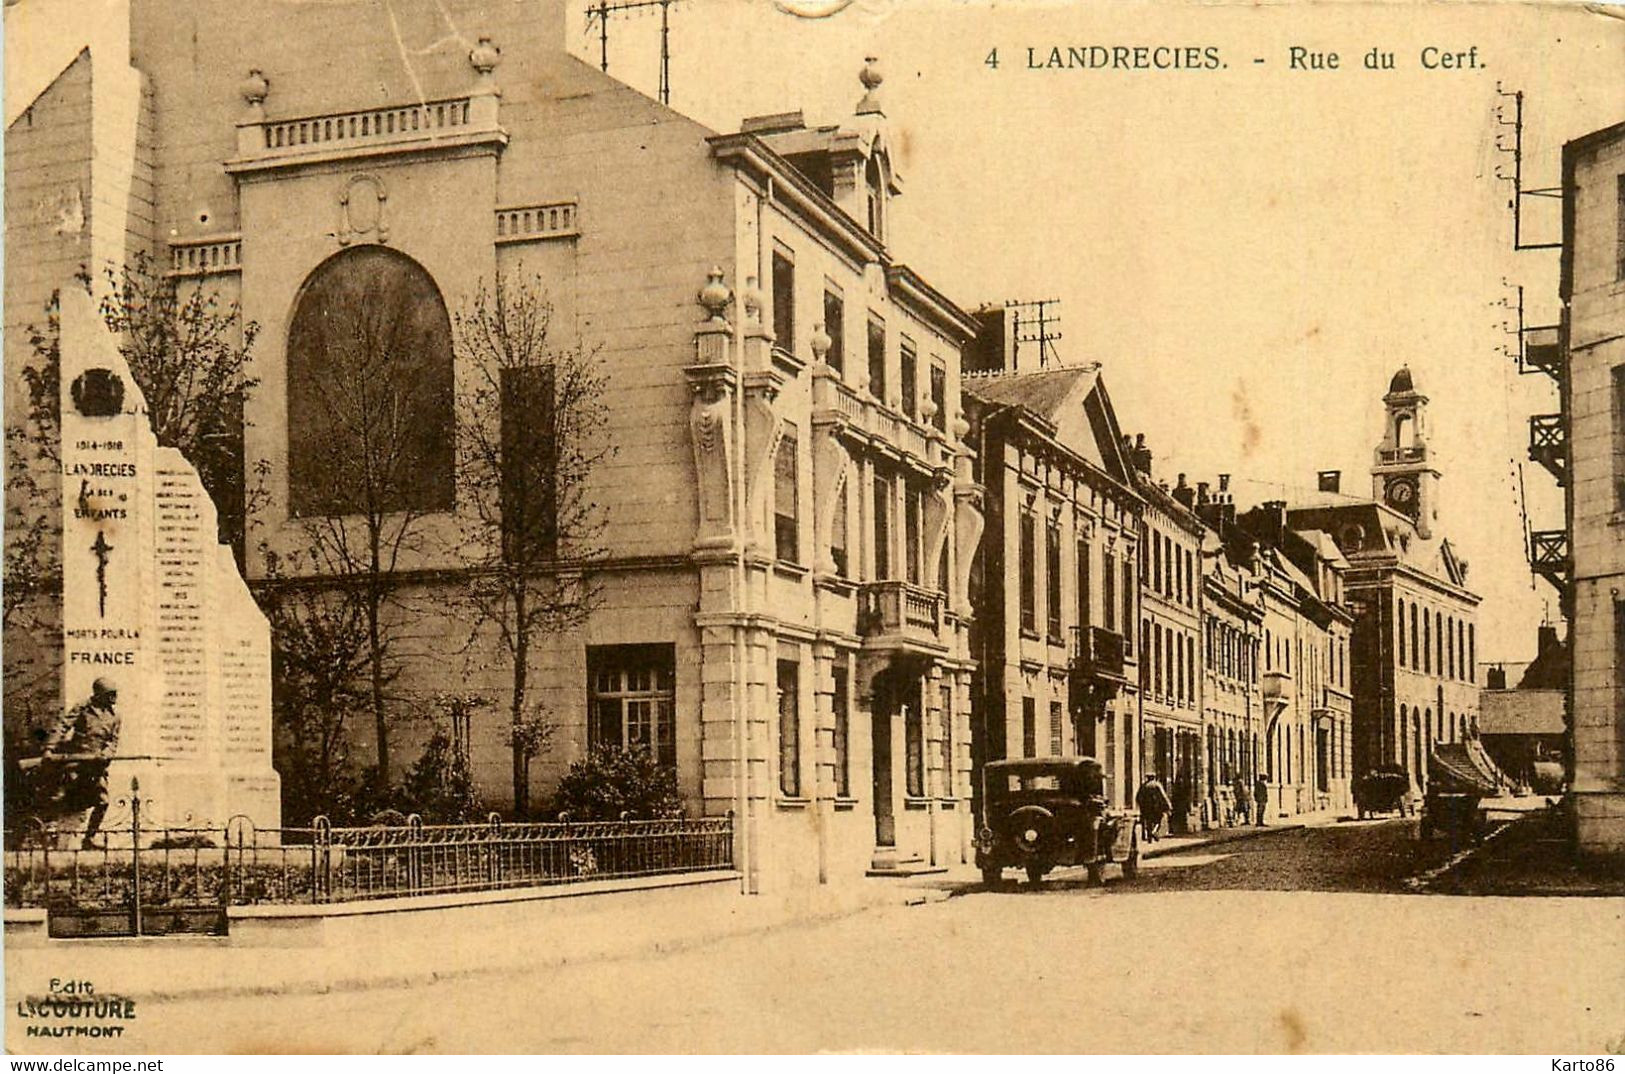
[91,530,113,618]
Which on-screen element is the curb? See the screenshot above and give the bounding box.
[1141,821,1307,860]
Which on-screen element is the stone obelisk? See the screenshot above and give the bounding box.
[58,286,280,835]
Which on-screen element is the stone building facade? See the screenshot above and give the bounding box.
[1193,481,1265,825]
[1559,119,1625,857]
[1287,370,1481,799]
[10,0,991,891]
[1134,463,1206,830]
[963,365,1143,813]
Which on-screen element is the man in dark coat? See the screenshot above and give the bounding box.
[1253,772,1270,826]
[1232,773,1252,826]
[40,678,122,847]
[1135,773,1173,842]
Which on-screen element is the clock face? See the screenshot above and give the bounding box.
[1386,478,1417,513]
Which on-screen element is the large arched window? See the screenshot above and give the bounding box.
[286,247,455,518]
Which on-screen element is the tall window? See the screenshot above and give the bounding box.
[905,484,923,585]
[1185,549,1194,608]
[1122,559,1135,651]
[831,482,849,578]
[777,658,801,797]
[1188,632,1196,700]
[867,316,887,401]
[1435,611,1444,677]
[929,364,947,432]
[1397,598,1407,666]
[1152,535,1162,597]
[873,472,892,579]
[1103,553,1117,632]
[905,698,924,797]
[286,246,454,517]
[775,427,799,563]
[833,665,850,798]
[499,364,557,562]
[1613,364,1625,509]
[589,644,676,770]
[1140,619,1151,688]
[1022,697,1037,758]
[900,338,918,419]
[1020,511,1037,633]
[1468,624,1475,682]
[1049,700,1064,757]
[771,249,795,354]
[1077,539,1092,631]
[1410,603,1420,671]
[1045,520,1063,639]
[1617,173,1625,281]
[823,289,845,373]
[939,684,954,794]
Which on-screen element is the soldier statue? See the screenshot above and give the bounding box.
[35,678,123,848]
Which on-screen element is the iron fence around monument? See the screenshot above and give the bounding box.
[3,783,735,936]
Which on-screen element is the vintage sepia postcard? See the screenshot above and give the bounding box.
[3,0,1624,1057]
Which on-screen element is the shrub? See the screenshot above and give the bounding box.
[552,746,680,821]
[393,730,479,824]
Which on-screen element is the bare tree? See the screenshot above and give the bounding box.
[284,252,454,797]
[452,273,613,816]
[95,253,261,558]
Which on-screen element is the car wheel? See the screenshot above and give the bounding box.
[1086,863,1104,887]
[981,865,1002,887]
[1121,851,1140,881]
[1025,862,1047,885]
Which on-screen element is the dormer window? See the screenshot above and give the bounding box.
[866,155,885,241]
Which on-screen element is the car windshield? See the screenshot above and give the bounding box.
[1008,773,1063,793]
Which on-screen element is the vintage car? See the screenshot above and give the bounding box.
[976,757,1139,886]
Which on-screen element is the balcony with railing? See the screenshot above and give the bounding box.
[856,580,944,654]
[1069,625,1129,710]
[1529,529,1569,596]
[812,367,941,472]
[1528,413,1567,486]
[226,93,506,176]
[1376,445,1427,467]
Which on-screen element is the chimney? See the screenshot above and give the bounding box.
[1218,473,1231,493]
[1318,470,1341,494]
[1132,433,1153,475]
[1486,665,1507,690]
[1537,623,1560,659]
[1173,472,1195,509]
[1197,480,1211,505]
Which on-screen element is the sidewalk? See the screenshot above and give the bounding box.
[885,807,1357,898]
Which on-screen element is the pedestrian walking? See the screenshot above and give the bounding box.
[1253,772,1270,826]
[1135,773,1173,842]
[1232,774,1252,826]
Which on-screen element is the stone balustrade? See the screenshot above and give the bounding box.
[495,201,579,243]
[168,236,243,277]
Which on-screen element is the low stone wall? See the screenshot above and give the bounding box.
[5,871,744,1000]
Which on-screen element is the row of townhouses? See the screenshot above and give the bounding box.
[4,0,1487,889]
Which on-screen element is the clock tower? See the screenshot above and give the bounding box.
[1371,365,1440,538]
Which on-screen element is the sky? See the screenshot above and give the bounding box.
[571,0,1625,664]
[4,0,1622,665]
